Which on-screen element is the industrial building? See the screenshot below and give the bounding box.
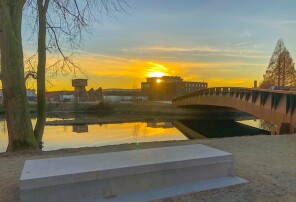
[102,89,147,102]
[141,76,207,100]
[46,79,146,103]
[46,79,104,103]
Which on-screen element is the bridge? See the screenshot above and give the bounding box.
[173,87,296,135]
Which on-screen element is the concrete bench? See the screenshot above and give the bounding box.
[20,144,246,202]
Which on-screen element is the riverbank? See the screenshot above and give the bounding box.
[0,101,253,118]
[1,134,295,202]
[45,102,255,125]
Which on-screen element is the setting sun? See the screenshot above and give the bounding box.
[148,72,166,78]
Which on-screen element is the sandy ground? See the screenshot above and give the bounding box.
[1,134,296,202]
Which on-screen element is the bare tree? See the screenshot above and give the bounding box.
[258,120,276,132]
[0,0,127,151]
[261,39,296,88]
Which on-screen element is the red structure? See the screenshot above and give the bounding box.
[72,79,88,102]
[173,87,296,135]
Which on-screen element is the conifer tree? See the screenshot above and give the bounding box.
[261,39,296,88]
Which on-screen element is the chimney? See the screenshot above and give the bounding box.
[254,80,257,88]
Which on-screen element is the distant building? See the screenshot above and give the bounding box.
[46,88,147,103]
[88,87,104,102]
[26,89,37,102]
[103,89,147,102]
[46,91,74,102]
[0,89,37,102]
[141,76,207,100]
[47,79,105,103]
[72,79,88,102]
[47,79,148,103]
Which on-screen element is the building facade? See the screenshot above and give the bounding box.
[46,91,74,102]
[103,89,147,102]
[141,76,207,100]
[0,89,37,102]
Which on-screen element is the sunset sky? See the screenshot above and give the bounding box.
[23,0,296,91]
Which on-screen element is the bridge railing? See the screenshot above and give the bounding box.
[173,87,247,103]
[172,87,296,103]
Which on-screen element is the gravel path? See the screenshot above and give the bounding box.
[1,134,296,202]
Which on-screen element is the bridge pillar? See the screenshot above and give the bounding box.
[272,123,292,135]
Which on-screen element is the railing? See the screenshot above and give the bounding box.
[173,87,296,134]
[173,87,296,103]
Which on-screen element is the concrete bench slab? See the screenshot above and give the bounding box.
[84,176,247,202]
[20,144,245,202]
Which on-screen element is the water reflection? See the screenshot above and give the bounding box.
[72,125,89,133]
[0,120,186,153]
[237,119,275,131]
[258,120,276,131]
[147,122,174,128]
[176,120,270,139]
[0,117,272,153]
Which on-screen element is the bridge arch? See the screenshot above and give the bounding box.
[173,87,296,135]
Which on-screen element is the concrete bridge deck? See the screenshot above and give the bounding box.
[173,87,296,135]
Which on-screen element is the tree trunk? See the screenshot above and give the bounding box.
[282,53,285,87]
[278,54,281,87]
[34,1,48,145]
[0,1,38,152]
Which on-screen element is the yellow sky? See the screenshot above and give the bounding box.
[23,52,264,91]
[18,0,296,92]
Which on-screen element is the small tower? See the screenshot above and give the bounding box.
[72,79,88,102]
[254,80,258,88]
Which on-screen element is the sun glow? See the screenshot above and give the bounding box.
[146,62,168,78]
[156,79,161,83]
[148,72,166,78]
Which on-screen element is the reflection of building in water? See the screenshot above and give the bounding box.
[0,119,6,133]
[147,122,174,128]
[72,125,89,133]
[132,123,141,138]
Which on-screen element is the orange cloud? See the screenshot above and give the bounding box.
[17,48,267,91]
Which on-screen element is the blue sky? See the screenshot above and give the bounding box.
[23,0,296,90]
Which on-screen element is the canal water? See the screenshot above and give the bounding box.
[0,117,271,153]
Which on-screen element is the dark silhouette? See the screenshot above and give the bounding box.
[0,0,127,152]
